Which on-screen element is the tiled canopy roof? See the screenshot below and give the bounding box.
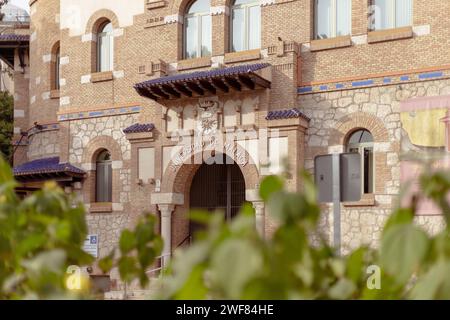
[0,34,29,42]
[14,157,85,178]
[123,123,155,134]
[266,108,311,121]
[134,63,271,101]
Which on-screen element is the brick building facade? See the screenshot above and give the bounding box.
[2,0,450,291]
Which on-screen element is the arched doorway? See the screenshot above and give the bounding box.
[189,154,246,235]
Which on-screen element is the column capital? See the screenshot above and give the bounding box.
[158,204,175,216]
[252,201,265,213]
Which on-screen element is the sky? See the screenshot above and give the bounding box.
[10,0,29,13]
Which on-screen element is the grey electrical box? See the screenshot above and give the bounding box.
[315,155,334,203]
[314,153,361,203]
[340,153,362,202]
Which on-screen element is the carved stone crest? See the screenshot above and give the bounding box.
[197,99,219,135]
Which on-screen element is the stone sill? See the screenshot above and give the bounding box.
[90,202,113,213]
[368,26,413,44]
[166,129,194,138]
[50,89,60,99]
[343,194,376,207]
[125,131,154,142]
[146,0,166,10]
[91,71,114,83]
[224,49,261,64]
[310,36,352,52]
[177,56,211,71]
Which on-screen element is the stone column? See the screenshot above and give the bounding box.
[253,201,265,238]
[158,204,175,268]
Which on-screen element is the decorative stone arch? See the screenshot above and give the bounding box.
[161,143,259,194]
[82,135,123,165]
[329,112,391,197]
[82,136,123,205]
[329,112,390,146]
[85,9,120,35]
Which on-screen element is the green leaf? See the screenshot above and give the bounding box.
[259,175,284,201]
[119,230,136,254]
[381,224,429,284]
[328,278,356,299]
[410,260,450,299]
[98,252,115,273]
[210,239,263,299]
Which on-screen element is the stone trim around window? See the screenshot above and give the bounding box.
[343,193,376,207]
[50,89,60,99]
[224,49,261,64]
[91,71,114,83]
[367,26,413,44]
[177,56,212,71]
[310,36,352,52]
[90,202,113,213]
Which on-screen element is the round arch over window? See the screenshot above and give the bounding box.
[184,0,212,59]
[231,0,261,52]
[97,21,114,72]
[347,129,374,194]
[96,149,112,202]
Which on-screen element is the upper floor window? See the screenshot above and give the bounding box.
[370,0,413,30]
[51,43,60,90]
[96,150,112,202]
[184,0,212,59]
[231,0,261,52]
[315,0,351,39]
[347,129,374,194]
[97,21,114,72]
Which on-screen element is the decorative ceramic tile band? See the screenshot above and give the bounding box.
[58,105,141,121]
[298,69,449,95]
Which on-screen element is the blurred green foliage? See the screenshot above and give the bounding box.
[3,150,450,299]
[0,157,93,299]
[0,91,13,161]
[156,170,450,299]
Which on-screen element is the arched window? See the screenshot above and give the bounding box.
[96,150,112,202]
[97,21,114,72]
[347,129,374,194]
[231,0,261,52]
[54,45,60,90]
[184,0,212,59]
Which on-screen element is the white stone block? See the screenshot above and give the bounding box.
[81,74,91,84]
[30,96,36,104]
[112,203,124,211]
[60,96,70,106]
[81,33,95,42]
[14,110,25,118]
[113,28,124,37]
[60,56,70,65]
[81,163,94,171]
[35,76,41,85]
[413,25,430,37]
[14,127,21,134]
[60,78,66,86]
[42,91,50,100]
[43,54,52,63]
[351,35,367,45]
[112,161,123,169]
[113,70,124,79]
[30,31,37,42]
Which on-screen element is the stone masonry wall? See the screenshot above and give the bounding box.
[301,78,450,251]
